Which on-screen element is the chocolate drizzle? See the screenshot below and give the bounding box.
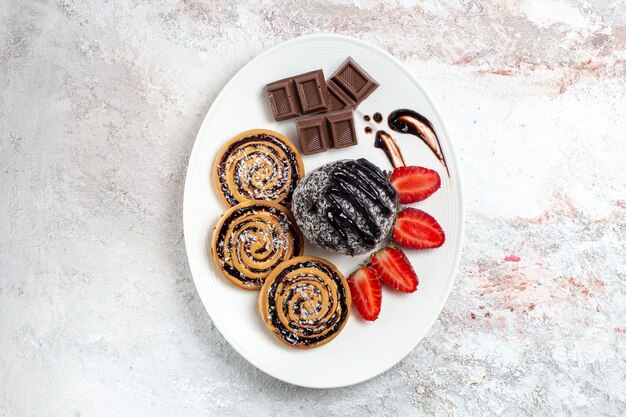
[388,109,450,176]
[322,159,396,256]
[375,130,406,168]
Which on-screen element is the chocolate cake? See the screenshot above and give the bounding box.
[292,159,398,256]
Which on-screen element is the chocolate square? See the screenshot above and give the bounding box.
[295,114,330,155]
[327,80,356,111]
[326,109,357,148]
[292,70,329,115]
[266,78,301,121]
[330,57,378,104]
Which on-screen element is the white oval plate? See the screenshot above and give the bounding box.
[183,34,464,388]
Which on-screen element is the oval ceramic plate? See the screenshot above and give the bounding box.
[183,34,464,388]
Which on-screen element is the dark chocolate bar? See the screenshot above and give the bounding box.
[265,78,302,121]
[327,80,356,111]
[292,70,329,115]
[266,70,329,121]
[329,57,378,105]
[326,109,357,148]
[295,114,330,155]
[295,110,357,154]
[266,77,301,121]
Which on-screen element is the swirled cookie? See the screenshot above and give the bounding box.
[258,256,351,349]
[211,201,303,290]
[213,129,304,207]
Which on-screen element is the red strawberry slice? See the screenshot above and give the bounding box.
[390,166,441,204]
[348,266,382,321]
[370,246,418,293]
[392,208,445,249]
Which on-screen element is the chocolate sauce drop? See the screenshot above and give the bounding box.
[373,112,383,123]
[364,126,373,134]
[388,109,449,176]
[363,115,371,122]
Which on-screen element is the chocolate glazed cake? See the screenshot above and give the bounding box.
[292,159,398,256]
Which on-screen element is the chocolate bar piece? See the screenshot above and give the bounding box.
[295,114,330,155]
[266,78,301,121]
[326,109,357,148]
[327,80,356,111]
[292,70,329,115]
[295,110,357,154]
[330,57,378,105]
[266,70,330,121]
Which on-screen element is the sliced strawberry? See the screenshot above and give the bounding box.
[348,266,382,321]
[390,166,441,204]
[370,246,418,293]
[392,208,445,249]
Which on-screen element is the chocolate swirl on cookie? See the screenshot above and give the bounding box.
[211,201,303,290]
[214,129,304,206]
[259,256,351,349]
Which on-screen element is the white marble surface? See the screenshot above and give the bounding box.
[1,0,625,416]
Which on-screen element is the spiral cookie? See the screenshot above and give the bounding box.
[259,256,351,349]
[214,129,304,207]
[211,201,304,290]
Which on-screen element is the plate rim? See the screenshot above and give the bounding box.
[183,33,465,388]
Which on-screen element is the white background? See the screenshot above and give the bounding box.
[1,0,625,416]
